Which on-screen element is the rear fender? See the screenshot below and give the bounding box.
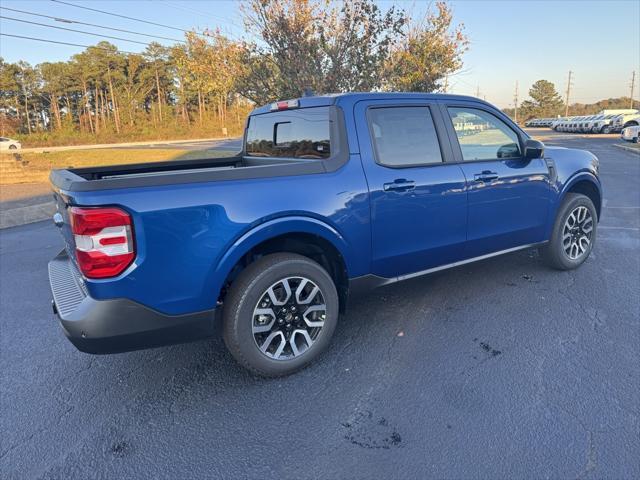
[203,216,351,303]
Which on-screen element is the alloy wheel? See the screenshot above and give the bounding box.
[251,277,326,360]
[562,206,593,260]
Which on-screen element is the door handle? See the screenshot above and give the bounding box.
[474,170,499,182]
[383,179,416,192]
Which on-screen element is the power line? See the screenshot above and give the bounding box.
[0,6,185,43]
[0,15,151,46]
[0,33,136,54]
[159,0,244,30]
[50,0,205,36]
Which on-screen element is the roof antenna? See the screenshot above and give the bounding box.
[303,88,315,97]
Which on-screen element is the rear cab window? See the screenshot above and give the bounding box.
[246,106,331,159]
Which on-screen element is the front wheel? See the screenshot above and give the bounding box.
[543,193,597,270]
[601,125,612,134]
[222,253,339,377]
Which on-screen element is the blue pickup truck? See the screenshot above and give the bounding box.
[49,93,602,376]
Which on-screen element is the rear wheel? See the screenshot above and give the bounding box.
[543,193,597,270]
[222,253,339,377]
[8,144,17,150]
[601,125,611,134]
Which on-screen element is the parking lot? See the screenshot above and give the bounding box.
[1,131,638,479]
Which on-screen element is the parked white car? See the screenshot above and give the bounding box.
[566,117,580,132]
[0,137,21,151]
[577,116,594,132]
[612,112,640,132]
[621,125,640,143]
[551,117,567,130]
[591,114,618,134]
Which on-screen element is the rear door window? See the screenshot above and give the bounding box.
[367,106,443,167]
[246,106,331,159]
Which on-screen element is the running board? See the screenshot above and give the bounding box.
[348,242,547,294]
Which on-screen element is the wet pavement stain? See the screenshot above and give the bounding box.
[343,410,402,450]
[110,441,130,458]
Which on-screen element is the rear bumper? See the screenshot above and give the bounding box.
[48,250,217,354]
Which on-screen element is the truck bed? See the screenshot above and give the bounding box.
[50,154,328,192]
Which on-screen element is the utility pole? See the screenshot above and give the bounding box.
[630,71,636,109]
[564,70,573,117]
[476,84,480,98]
[514,81,519,123]
[443,75,449,93]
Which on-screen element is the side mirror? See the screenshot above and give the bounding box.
[524,139,544,159]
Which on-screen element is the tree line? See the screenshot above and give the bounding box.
[504,79,639,121]
[0,0,467,146]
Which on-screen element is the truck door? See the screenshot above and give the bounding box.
[354,99,468,278]
[440,102,550,258]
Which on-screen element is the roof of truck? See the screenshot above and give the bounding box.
[250,92,492,115]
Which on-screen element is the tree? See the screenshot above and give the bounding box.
[143,43,173,124]
[239,0,405,103]
[383,2,468,92]
[520,80,564,119]
[0,58,20,133]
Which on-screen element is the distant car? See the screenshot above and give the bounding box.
[570,116,586,133]
[592,114,618,134]
[612,112,640,132]
[621,125,640,143]
[579,116,596,133]
[0,137,21,151]
[551,117,568,131]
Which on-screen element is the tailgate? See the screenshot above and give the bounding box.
[53,191,76,259]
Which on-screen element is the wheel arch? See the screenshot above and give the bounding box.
[208,217,351,312]
[562,175,602,220]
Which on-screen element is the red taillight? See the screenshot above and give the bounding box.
[69,206,135,279]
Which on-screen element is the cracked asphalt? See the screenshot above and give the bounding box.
[1,132,638,479]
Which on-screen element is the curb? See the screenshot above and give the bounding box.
[0,201,55,229]
[613,143,640,154]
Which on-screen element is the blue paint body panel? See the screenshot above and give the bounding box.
[53,93,602,316]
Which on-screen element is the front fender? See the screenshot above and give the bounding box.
[545,171,602,238]
[558,171,602,200]
[203,216,352,303]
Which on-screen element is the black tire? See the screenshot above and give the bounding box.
[543,193,597,270]
[633,136,639,144]
[601,125,611,134]
[8,144,17,150]
[222,253,339,377]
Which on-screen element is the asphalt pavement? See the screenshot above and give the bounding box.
[1,132,638,479]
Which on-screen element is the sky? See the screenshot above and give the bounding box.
[0,0,638,108]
